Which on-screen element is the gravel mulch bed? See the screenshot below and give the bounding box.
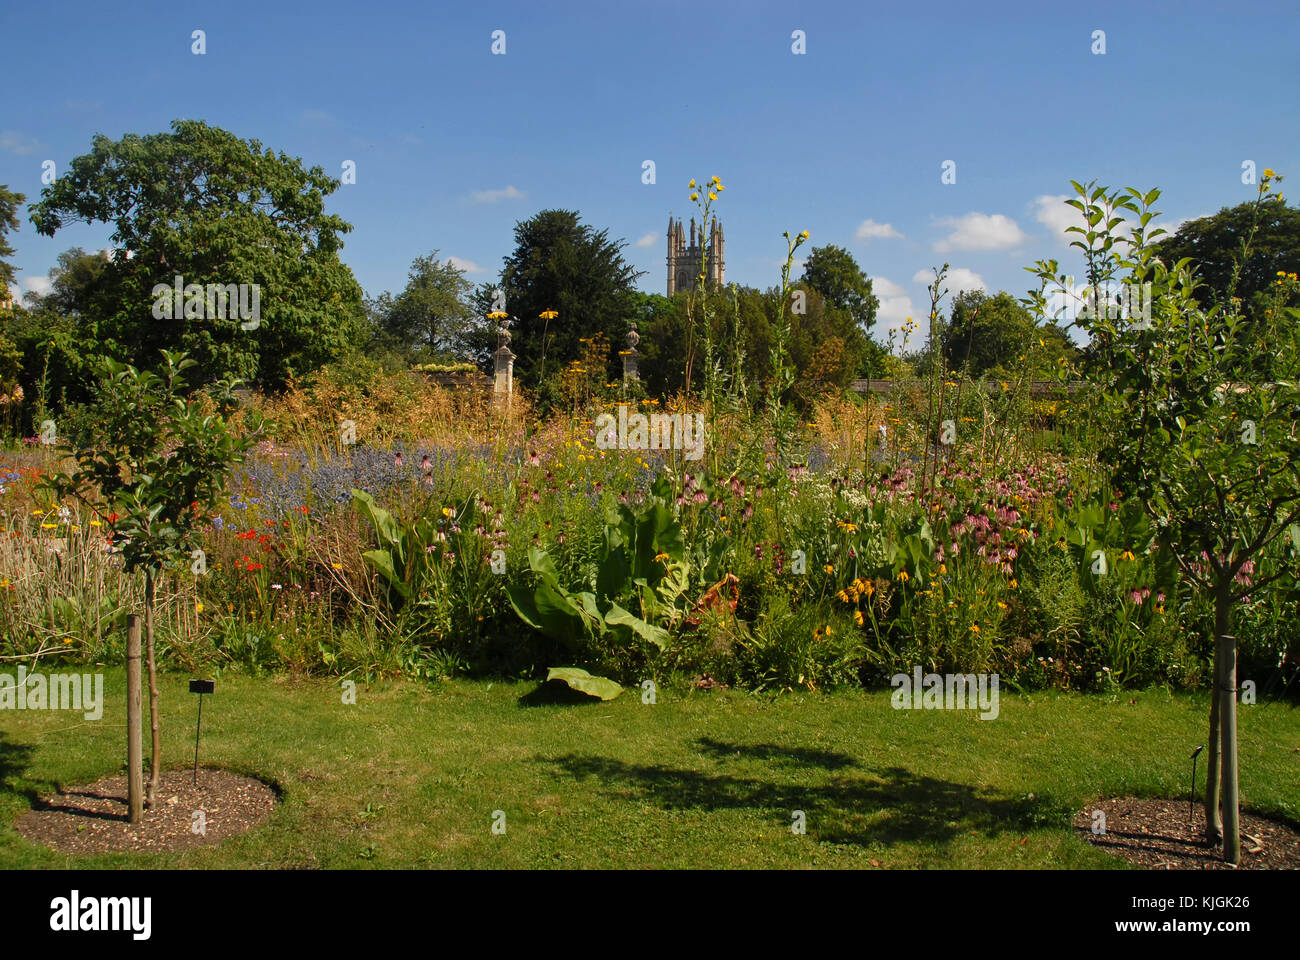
[15,768,277,855]
[1075,796,1300,869]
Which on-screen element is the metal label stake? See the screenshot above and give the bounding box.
[189,679,215,785]
[1190,745,1205,821]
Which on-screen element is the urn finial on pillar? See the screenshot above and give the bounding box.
[622,320,640,384]
[493,316,515,408]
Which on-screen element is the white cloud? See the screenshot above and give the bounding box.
[469,185,524,204]
[446,256,486,274]
[635,232,658,248]
[1033,194,1078,245]
[0,130,42,155]
[855,219,902,241]
[21,275,52,298]
[933,212,1028,253]
[914,267,985,294]
[873,276,917,340]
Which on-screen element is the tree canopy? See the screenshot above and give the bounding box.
[1153,199,1300,309]
[29,120,367,389]
[800,244,880,333]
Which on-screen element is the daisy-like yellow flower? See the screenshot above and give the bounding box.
[837,589,850,603]
[799,230,809,239]
[654,551,670,563]
[897,570,909,583]
[709,192,717,201]
[938,563,947,575]
[1263,168,1276,179]
[441,507,453,517]
[196,602,204,613]
[689,179,696,188]
[690,193,699,202]
[970,624,981,633]
[854,610,864,626]
[1119,550,1136,562]
[824,564,834,574]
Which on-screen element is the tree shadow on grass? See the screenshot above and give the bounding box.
[546,739,1070,851]
[0,732,40,808]
[694,737,858,771]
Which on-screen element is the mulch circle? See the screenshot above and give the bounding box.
[15,768,278,855]
[1075,796,1300,869]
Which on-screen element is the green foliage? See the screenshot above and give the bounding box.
[28,119,368,390]
[368,252,479,363]
[0,185,27,289]
[46,350,260,580]
[800,243,881,333]
[1152,197,1300,309]
[474,209,644,390]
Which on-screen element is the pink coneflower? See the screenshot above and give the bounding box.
[421,454,431,472]
[528,450,541,466]
[394,452,403,467]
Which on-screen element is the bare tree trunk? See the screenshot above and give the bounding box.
[126,614,143,824]
[1204,632,1222,843]
[145,569,161,809]
[1216,582,1241,864]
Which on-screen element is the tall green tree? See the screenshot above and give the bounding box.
[372,251,476,362]
[941,290,1043,377]
[479,210,643,389]
[1153,196,1300,309]
[21,247,111,316]
[800,244,880,333]
[29,120,367,390]
[0,185,25,292]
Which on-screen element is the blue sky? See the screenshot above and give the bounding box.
[3,0,1297,345]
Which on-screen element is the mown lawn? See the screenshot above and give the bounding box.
[1,670,1297,868]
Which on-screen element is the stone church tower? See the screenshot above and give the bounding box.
[666,216,724,296]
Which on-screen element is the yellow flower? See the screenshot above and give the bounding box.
[711,176,720,185]
[799,230,809,239]
[688,179,696,188]
[654,551,670,563]
[196,602,204,613]
[854,610,864,626]
[897,570,909,583]
[690,193,699,202]
[442,507,453,517]
[938,563,947,575]
[837,590,850,603]
[970,624,981,633]
[709,192,716,201]
[1263,168,1276,178]
[824,564,834,574]
[331,562,343,570]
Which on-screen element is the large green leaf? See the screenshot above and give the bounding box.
[605,602,670,651]
[545,667,623,701]
[352,489,402,547]
[362,548,411,599]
